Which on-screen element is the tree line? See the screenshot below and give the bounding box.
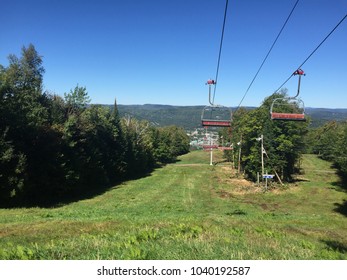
[305,120,347,179]
[0,45,189,207]
[220,91,309,182]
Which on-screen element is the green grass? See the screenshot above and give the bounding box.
[0,152,346,259]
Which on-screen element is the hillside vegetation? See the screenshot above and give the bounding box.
[116,104,347,130]
[0,45,190,207]
[0,152,346,260]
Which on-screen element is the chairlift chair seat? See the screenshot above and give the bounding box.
[203,145,219,150]
[202,120,231,127]
[270,112,306,121]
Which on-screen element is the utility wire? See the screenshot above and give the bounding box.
[212,0,229,105]
[234,0,300,113]
[274,12,347,93]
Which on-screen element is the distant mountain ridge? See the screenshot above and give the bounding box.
[113,104,347,129]
[305,107,347,126]
[117,104,206,129]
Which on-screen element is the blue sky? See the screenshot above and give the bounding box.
[1,0,346,108]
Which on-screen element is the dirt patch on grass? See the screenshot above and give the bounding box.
[218,190,235,198]
[214,167,261,196]
[231,178,253,187]
[216,178,261,197]
[239,199,282,212]
[260,203,280,210]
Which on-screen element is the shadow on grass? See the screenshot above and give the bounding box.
[225,209,247,216]
[331,173,347,193]
[322,239,347,254]
[327,170,347,217]
[334,199,347,217]
[2,168,158,209]
[214,159,231,166]
[1,156,187,209]
[55,169,157,208]
[294,178,310,182]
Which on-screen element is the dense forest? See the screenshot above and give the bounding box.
[0,45,190,207]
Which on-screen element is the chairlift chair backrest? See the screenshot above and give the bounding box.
[201,105,232,127]
[270,98,306,121]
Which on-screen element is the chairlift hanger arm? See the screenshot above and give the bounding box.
[206,79,216,106]
[292,68,305,99]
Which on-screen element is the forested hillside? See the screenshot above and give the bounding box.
[117,104,206,130]
[0,45,190,207]
[306,108,347,127]
[115,104,257,130]
[115,104,347,130]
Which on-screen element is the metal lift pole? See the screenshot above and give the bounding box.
[210,133,213,166]
[261,134,264,179]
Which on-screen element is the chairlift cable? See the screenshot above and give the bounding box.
[212,0,229,105]
[201,0,231,129]
[274,12,347,93]
[234,0,300,114]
